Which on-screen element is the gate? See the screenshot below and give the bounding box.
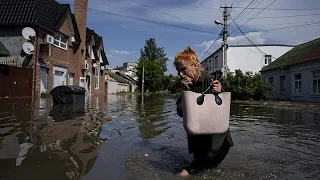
[0,65,33,97]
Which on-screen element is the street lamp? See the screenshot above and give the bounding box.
[214,20,224,25]
[214,19,229,77]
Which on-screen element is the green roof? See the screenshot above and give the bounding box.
[261,38,320,72]
[0,41,10,57]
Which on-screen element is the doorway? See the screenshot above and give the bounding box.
[86,75,91,94]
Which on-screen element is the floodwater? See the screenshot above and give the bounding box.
[0,94,319,180]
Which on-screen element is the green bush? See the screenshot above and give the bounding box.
[220,70,274,101]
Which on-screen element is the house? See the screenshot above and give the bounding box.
[201,44,294,75]
[0,0,108,97]
[260,38,320,103]
[105,71,135,93]
[83,27,109,95]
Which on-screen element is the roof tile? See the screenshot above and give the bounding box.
[261,38,320,72]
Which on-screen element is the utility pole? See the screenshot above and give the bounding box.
[142,62,144,94]
[220,5,232,77]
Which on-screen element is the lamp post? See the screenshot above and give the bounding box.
[215,5,231,77]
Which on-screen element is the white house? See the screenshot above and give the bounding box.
[201,44,294,75]
[261,38,320,103]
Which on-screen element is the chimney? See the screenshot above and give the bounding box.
[74,0,88,50]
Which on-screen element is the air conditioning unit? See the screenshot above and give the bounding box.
[83,60,89,70]
[45,34,54,44]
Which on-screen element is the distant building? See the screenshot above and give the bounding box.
[201,44,294,75]
[105,71,137,93]
[261,38,320,103]
[108,62,138,81]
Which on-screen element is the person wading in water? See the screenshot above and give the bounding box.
[174,46,234,176]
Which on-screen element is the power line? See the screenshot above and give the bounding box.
[230,16,298,70]
[229,0,256,25]
[240,13,320,19]
[128,0,212,33]
[71,6,220,35]
[233,7,320,10]
[229,0,277,34]
[232,21,320,34]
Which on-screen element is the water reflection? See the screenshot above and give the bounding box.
[133,93,170,139]
[1,94,320,180]
[0,95,107,180]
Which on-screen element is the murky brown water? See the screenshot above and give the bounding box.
[0,94,319,180]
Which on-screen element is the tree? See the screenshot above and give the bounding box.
[140,37,169,73]
[136,37,169,92]
[136,57,164,92]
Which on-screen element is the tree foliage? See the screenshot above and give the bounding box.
[163,74,182,94]
[136,37,169,92]
[220,70,274,100]
[140,37,169,73]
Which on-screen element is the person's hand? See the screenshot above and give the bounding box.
[211,79,222,93]
[180,75,193,90]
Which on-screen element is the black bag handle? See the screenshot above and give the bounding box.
[196,70,223,106]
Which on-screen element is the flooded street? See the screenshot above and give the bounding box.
[0,94,320,180]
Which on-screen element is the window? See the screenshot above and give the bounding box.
[214,56,218,69]
[269,77,274,85]
[312,70,320,94]
[53,33,68,50]
[294,74,302,94]
[94,67,99,89]
[209,60,212,70]
[280,76,286,93]
[264,55,272,65]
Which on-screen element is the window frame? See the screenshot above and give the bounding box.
[214,55,218,69]
[264,55,272,65]
[312,70,320,94]
[294,73,302,94]
[53,33,68,50]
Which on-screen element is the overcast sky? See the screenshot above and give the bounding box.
[58,0,320,75]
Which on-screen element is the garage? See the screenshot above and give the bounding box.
[53,66,67,89]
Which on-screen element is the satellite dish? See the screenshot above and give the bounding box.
[22,42,35,55]
[22,27,36,40]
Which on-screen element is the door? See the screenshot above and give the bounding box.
[40,68,47,93]
[53,66,67,88]
[86,75,91,94]
[79,77,85,88]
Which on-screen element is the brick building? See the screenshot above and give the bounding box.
[0,0,108,97]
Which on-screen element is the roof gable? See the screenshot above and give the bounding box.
[261,38,320,72]
[0,0,81,43]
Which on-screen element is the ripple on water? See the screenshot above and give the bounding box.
[1,95,320,180]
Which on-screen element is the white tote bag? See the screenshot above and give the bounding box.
[182,91,231,135]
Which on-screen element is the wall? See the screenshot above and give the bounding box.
[86,41,105,96]
[290,61,320,102]
[201,49,223,74]
[227,45,293,74]
[0,26,40,97]
[261,68,291,100]
[262,60,320,103]
[38,13,79,93]
[0,12,82,98]
[0,27,31,67]
[106,80,118,94]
